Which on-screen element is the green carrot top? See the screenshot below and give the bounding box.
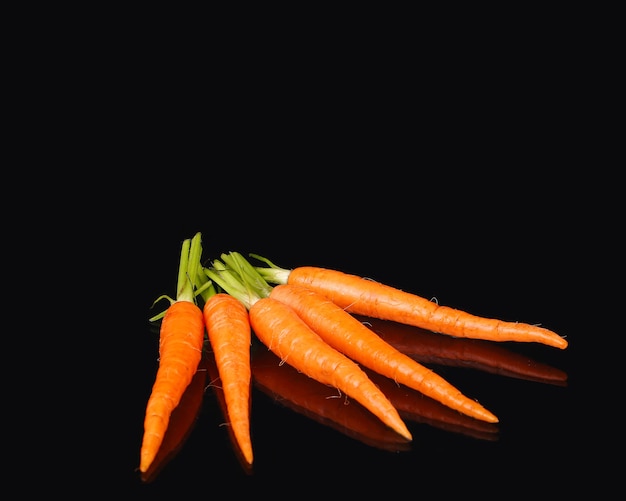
[202,251,272,309]
[149,232,215,322]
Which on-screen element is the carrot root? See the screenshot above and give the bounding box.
[286,266,568,350]
[250,296,413,442]
[140,300,205,473]
[270,283,498,424]
[203,293,254,466]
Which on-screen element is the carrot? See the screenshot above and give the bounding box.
[218,252,496,422]
[360,316,568,386]
[252,344,412,452]
[204,346,254,475]
[140,232,206,474]
[252,258,568,350]
[213,253,496,423]
[362,367,499,442]
[250,296,412,441]
[268,282,498,423]
[141,355,208,483]
[203,262,412,442]
[202,293,253,466]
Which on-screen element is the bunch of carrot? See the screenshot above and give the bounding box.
[140,234,254,475]
[139,234,568,476]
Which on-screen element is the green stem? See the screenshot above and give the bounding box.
[248,253,291,285]
[175,237,192,300]
[195,256,216,304]
[222,252,274,297]
[203,252,275,310]
[176,232,203,303]
[149,232,210,322]
[204,261,257,310]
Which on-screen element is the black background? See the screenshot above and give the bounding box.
[51,25,618,497]
[111,157,605,497]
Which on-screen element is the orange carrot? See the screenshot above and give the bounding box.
[140,233,206,474]
[213,252,496,423]
[203,293,253,466]
[204,347,254,475]
[141,300,204,473]
[141,355,208,483]
[204,256,411,440]
[269,283,498,423]
[249,296,412,441]
[360,316,568,386]
[253,259,568,350]
[252,344,412,452]
[362,367,499,442]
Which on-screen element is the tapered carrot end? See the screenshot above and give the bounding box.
[139,458,151,474]
[538,331,568,350]
[139,424,167,472]
[242,447,254,466]
[387,415,412,441]
[468,402,499,423]
[225,425,254,470]
[482,410,499,424]
[139,443,157,473]
[397,424,413,442]
[232,425,254,466]
[459,397,499,424]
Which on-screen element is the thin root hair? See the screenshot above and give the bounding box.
[205,377,222,390]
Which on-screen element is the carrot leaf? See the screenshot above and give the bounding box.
[148,294,176,322]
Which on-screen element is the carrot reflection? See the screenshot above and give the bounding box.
[140,315,567,481]
[251,345,412,453]
[140,355,208,483]
[358,316,568,386]
[363,368,499,441]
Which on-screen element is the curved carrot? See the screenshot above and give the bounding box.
[140,233,206,474]
[203,293,253,466]
[254,261,567,350]
[140,300,204,473]
[363,367,499,442]
[250,296,413,441]
[203,257,411,441]
[141,355,208,483]
[270,283,498,423]
[252,345,412,452]
[361,316,568,386]
[204,348,254,475]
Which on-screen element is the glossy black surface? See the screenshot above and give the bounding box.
[31,28,615,495]
[83,80,622,494]
[117,188,594,498]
